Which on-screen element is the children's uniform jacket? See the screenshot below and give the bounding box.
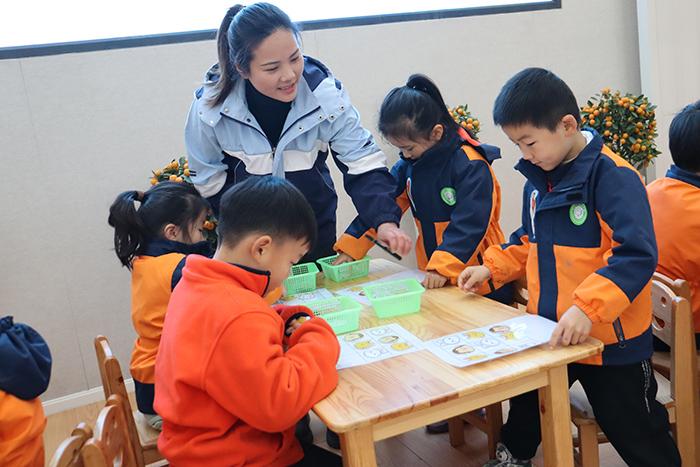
[647,165,700,331]
[336,129,505,286]
[130,240,212,414]
[483,131,657,365]
[0,316,52,467]
[154,255,340,466]
[186,56,401,254]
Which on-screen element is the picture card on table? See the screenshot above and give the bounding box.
[424,314,557,368]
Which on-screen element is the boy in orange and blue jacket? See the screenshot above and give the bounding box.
[0,315,52,467]
[647,100,700,346]
[459,68,680,467]
[154,176,341,467]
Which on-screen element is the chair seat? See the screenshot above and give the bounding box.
[570,371,672,419]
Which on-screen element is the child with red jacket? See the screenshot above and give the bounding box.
[154,176,341,466]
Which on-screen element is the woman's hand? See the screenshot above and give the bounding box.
[376,223,412,257]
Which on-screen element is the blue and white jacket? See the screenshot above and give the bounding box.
[185,57,401,254]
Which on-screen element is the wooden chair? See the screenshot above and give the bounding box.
[94,335,162,466]
[447,278,528,456]
[48,423,93,467]
[569,279,700,467]
[81,395,138,467]
[650,272,695,379]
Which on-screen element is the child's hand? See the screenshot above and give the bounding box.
[285,316,311,336]
[422,271,448,289]
[548,305,592,348]
[458,266,491,293]
[332,252,355,265]
[377,223,412,256]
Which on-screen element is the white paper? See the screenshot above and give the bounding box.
[424,314,557,368]
[280,288,335,305]
[337,323,425,370]
[376,269,426,284]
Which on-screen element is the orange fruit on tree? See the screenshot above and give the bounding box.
[169,174,177,181]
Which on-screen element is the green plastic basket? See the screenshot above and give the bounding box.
[317,255,371,282]
[283,262,319,295]
[363,278,425,319]
[304,296,362,334]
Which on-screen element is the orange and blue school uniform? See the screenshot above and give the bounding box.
[129,239,211,415]
[335,128,512,302]
[482,130,657,365]
[154,255,340,466]
[647,165,700,334]
[0,316,52,467]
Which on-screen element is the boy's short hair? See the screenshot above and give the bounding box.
[493,67,581,131]
[669,100,700,172]
[217,176,317,249]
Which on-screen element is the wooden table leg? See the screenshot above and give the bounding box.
[340,426,377,467]
[538,365,574,467]
[448,416,465,447]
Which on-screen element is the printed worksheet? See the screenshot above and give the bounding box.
[424,314,557,368]
[280,288,335,305]
[337,323,425,370]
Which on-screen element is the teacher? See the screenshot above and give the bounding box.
[185,3,411,261]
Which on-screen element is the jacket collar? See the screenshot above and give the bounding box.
[515,129,603,208]
[185,255,271,297]
[404,130,462,168]
[142,239,212,257]
[404,128,502,169]
[667,165,700,189]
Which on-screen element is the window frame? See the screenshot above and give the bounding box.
[0,1,560,60]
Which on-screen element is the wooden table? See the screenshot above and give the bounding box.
[313,259,603,467]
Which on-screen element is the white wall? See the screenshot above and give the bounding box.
[0,0,643,399]
[637,0,700,177]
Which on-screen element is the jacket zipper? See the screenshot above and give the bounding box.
[222,106,322,161]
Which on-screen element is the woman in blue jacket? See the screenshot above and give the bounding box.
[186,3,411,261]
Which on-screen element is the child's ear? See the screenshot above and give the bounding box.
[561,114,579,135]
[430,124,444,142]
[163,223,180,241]
[250,235,273,259]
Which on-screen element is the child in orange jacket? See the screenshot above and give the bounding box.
[108,181,211,430]
[0,316,52,467]
[154,176,341,466]
[459,68,679,467]
[647,100,700,347]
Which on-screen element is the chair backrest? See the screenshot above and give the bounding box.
[512,276,528,308]
[81,396,138,467]
[650,279,699,466]
[653,272,692,302]
[49,423,93,467]
[93,336,146,467]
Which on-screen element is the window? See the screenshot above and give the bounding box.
[0,0,559,59]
